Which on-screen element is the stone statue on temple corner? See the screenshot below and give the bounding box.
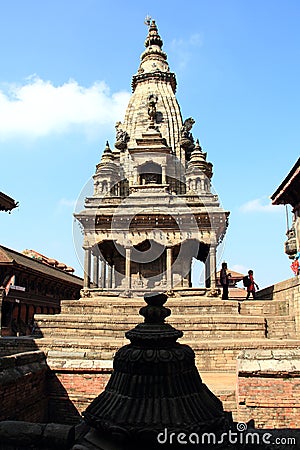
[147,93,159,130]
[180,117,195,148]
[114,121,129,150]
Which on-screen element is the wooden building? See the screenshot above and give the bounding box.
[271,157,300,259]
[0,192,18,212]
[0,245,83,336]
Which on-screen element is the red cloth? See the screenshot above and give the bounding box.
[291,259,299,275]
[248,274,255,292]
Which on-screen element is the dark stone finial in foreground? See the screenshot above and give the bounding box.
[82,292,232,448]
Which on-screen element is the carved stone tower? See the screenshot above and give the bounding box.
[75,20,229,294]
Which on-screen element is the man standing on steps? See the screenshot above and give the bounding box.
[220,262,231,300]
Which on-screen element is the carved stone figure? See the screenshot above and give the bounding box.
[180,117,195,149]
[115,121,129,149]
[147,93,158,129]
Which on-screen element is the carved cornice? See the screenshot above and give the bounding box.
[132,71,177,93]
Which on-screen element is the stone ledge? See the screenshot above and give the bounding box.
[0,350,46,370]
[238,349,300,374]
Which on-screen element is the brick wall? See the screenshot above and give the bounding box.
[237,349,300,428]
[0,351,48,422]
[47,369,112,424]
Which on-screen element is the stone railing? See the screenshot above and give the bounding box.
[256,275,300,333]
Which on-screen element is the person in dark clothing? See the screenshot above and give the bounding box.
[246,269,259,299]
[220,262,231,300]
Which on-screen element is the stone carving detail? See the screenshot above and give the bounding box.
[180,117,195,148]
[80,288,91,298]
[114,121,129,150]
[147,93,159,129]
[207,288,221,297]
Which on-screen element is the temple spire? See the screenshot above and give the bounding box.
[134,19,172,86]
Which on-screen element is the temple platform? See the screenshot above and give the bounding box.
[11,287,293,425]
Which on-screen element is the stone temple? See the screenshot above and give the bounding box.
[2,20,300,437]
[75,19,229,294]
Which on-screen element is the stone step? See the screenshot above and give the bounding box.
[36,327,267,340]
[33,337,300,374]
[36,313,297,340]
[59,297,290,317]
[36,313,293,326]
[35,314,267,340]
[35,336,300,354]
[60,302,239,316]
[36,312,266,323]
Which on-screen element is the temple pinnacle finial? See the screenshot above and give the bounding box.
[144,15,151,27]
[104,141,111,153]
[195,138,202,151]
[144,19,163,49]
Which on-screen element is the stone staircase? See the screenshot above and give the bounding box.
[33,291,300,421]
[36,295,296,371]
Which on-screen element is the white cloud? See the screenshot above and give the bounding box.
[240,197,285,213]
[170,33,203,71]
[0,76,130,140]
[55,197,77,215]
[58,198,77,208]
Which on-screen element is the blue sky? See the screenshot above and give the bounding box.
[0,0,299,288]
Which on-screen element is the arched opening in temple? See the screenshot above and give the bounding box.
[131,239,165,288]
[93,241,122,289]
[138,161,162,185]
[191,258,203,287]
[186,240,210,288]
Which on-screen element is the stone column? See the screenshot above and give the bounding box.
[133,166,139,185]
[205,252,211,288]
[125,247,131,290]
[107,261,113,289]
[111,264,116,289]
[166,246,173,289]
[93,255,99,288]
[98,259,103,288]
[209,233,217,289]
[100,257,107,288]
[83,248,91,288]
[161,164,167,184]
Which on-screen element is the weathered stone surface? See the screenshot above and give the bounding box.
[0,421,74,448]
